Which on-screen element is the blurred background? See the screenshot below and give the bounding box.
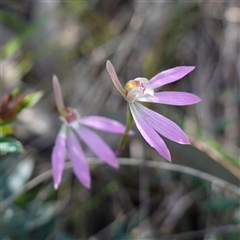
[0,0,239,239]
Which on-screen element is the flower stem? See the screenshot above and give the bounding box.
[116,106,133,156]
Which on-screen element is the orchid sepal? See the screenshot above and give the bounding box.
[106,60,126,99]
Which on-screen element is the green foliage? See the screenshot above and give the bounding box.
[201,197,239,212]
[1,203,57,240]
[1,10,49,60]
[0,124,14,138]
[0,89,43,154]
[18,91,44,111]
[0,9,28,31]
[0,137,24,155]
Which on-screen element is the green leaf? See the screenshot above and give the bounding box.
[0,124,14,138]
[0,137,24,155]
[19,91,43,110]
[1,14,49,60]
[0,10,28,31]
[10,88,21,97]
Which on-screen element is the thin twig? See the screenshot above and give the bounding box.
[160,224,240,240]
[1,158,239,212]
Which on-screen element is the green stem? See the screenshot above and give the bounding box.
[116,105,133,156]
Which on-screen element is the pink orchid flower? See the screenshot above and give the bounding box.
[51,75,132,189]
[106,60,201,162]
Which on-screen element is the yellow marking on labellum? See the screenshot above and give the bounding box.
[124,80,146,96]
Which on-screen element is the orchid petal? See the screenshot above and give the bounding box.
[134,102,190,144]
[149,66,195,89]
[137,91,201,105]
[53,75,65,113]
[51,126,67,190]
[106,60,126,98]
[79,116,134,135]
[129,103,171,161]
[67,132,91,188]
[77,126,119,168]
